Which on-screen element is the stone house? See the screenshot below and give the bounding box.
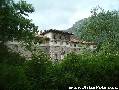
[39,29,96,61]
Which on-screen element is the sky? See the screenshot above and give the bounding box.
[23,0,119,30]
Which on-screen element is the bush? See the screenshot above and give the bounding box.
[50,52,119,89]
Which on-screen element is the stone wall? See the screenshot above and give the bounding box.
[49,45,80,61]
[6,41,32,59]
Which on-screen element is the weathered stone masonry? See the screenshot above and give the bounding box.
[39,29,88,61]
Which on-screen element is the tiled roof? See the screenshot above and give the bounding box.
[40,29,73,35]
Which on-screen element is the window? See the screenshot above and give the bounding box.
[46,47,48,50]
[54,41,57,44]
[55,53,58,60]
[66,42,68,45]
[53,35,56,39]
[59,36,62,39]
[74,44,76,47]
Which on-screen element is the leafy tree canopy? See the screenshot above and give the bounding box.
[0,0,38,43]
[80,7,119,52]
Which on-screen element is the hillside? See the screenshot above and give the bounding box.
[67,18,88,38]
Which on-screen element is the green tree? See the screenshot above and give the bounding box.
[24,49,52,90]
[0,64,30,90]
[0,0,38,44]
[0,0,39,89]
[51,52,119,90]
[80,7,119,52]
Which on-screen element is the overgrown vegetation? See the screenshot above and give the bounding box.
[0,0,119,90]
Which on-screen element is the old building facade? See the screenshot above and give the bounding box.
[39,29,96,61]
